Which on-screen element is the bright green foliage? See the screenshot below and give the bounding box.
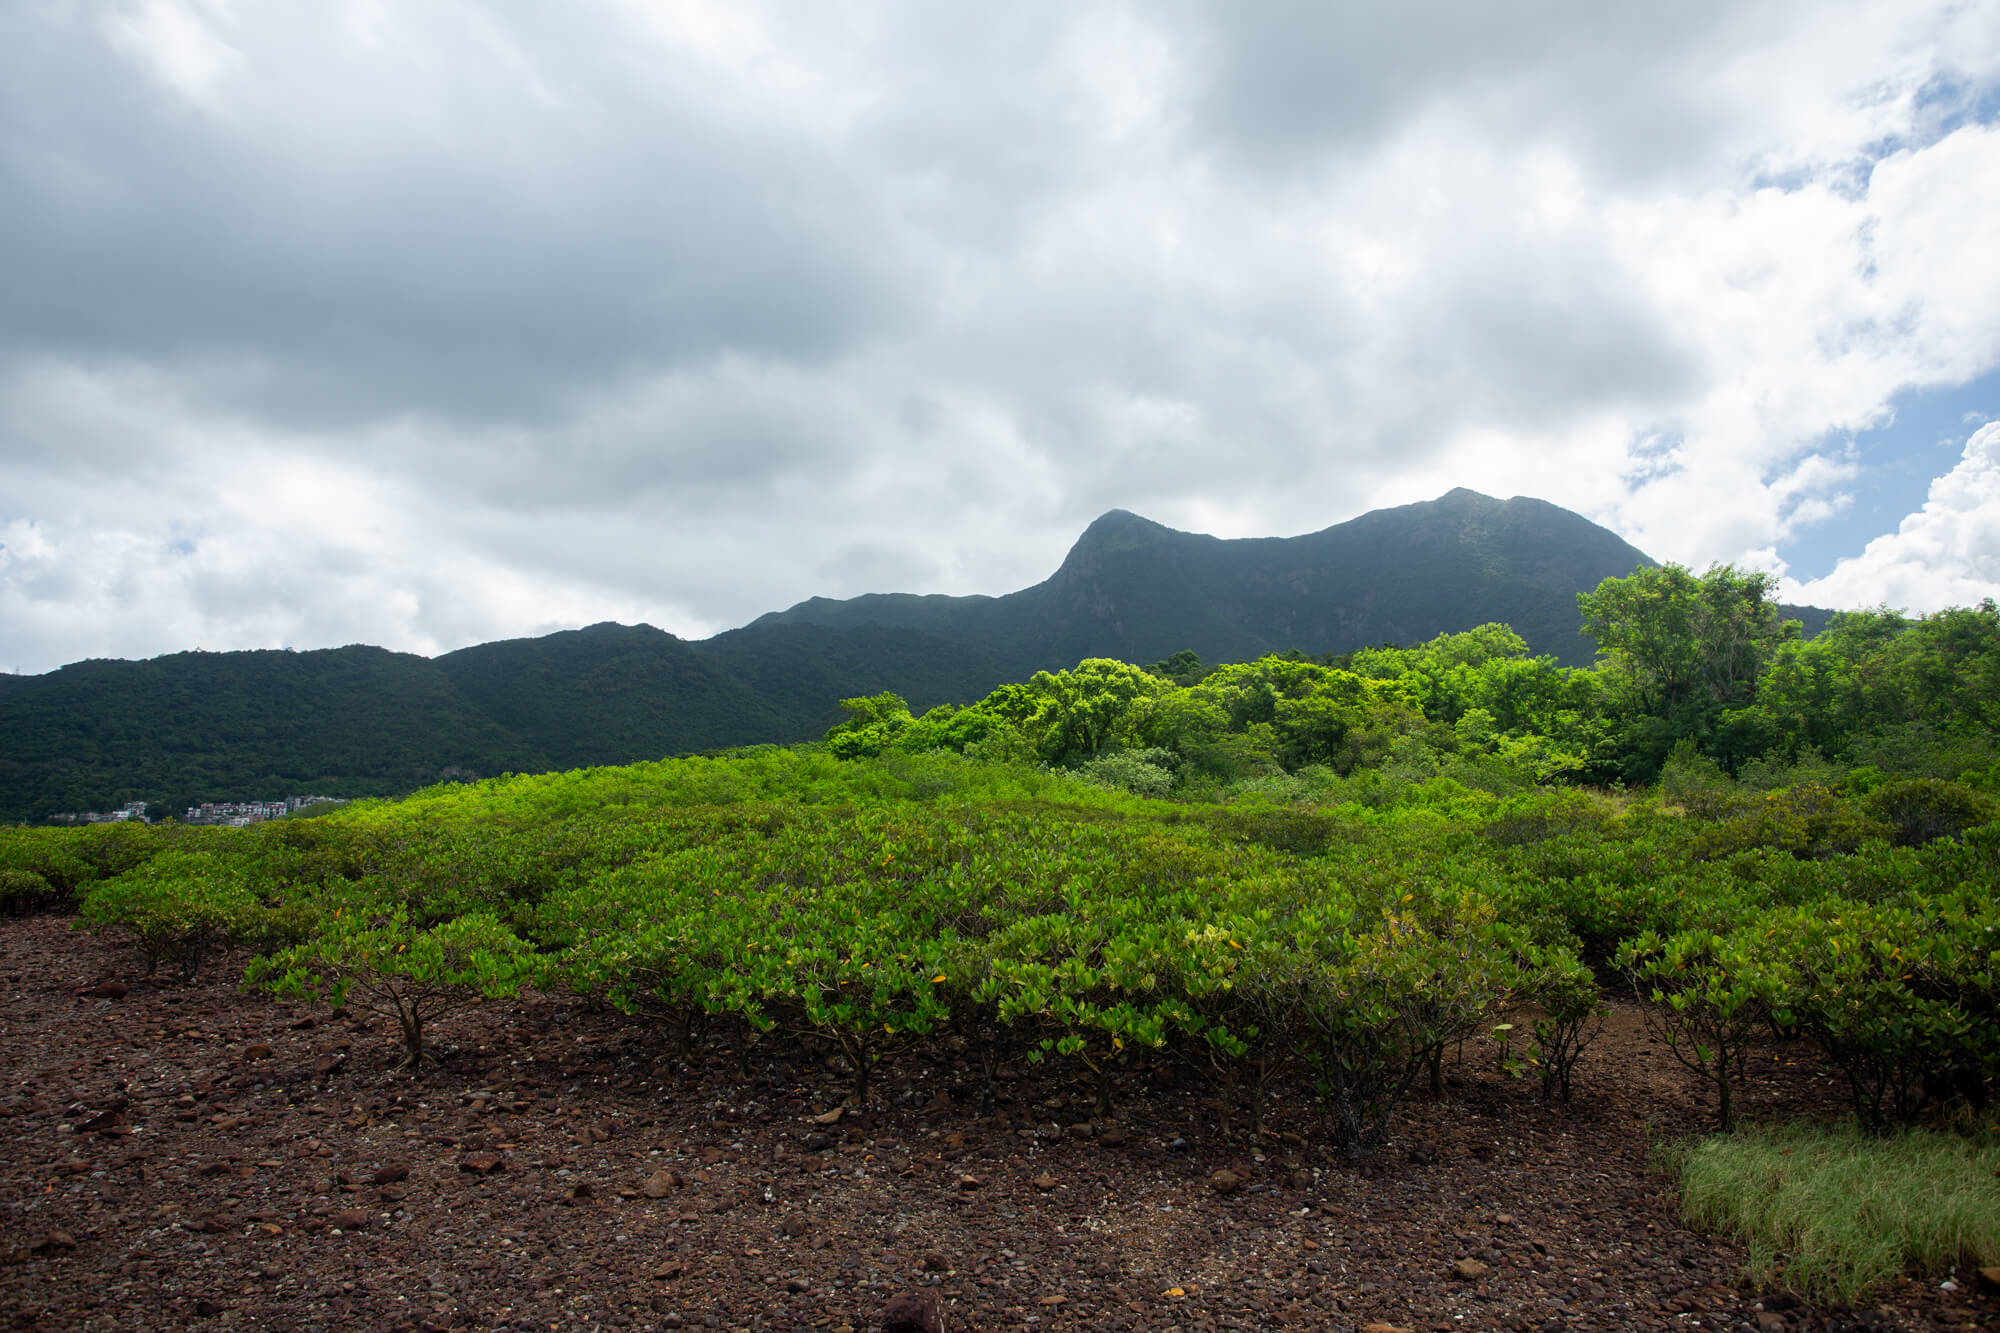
[1023,659,1167,765]
[247,907,533,1069]
[1762,892,2000,1128]
[77,849,271,982]
[1619,926,1792,1130]
[1524,945,1603,1104]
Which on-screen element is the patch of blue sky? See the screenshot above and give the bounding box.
[1778,366,2000,581]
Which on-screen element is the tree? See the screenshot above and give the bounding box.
[1578,564,1796,716]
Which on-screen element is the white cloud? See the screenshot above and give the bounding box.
[1785,421,2000,612]
[3,1,2000,672]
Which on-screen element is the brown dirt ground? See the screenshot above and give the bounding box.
[3,915,1995,1333]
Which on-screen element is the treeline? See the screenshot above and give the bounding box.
[825,565,2000,797]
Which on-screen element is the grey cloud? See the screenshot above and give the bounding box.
[0,6,918,431]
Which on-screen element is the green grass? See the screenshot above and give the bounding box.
[1676,1120,2000,1304]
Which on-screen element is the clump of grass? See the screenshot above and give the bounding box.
[1676,1120,2000,1305]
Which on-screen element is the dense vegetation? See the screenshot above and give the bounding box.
[4,488,1771,823]
[7,564,1997,1300]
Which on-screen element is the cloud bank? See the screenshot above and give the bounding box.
[2,0,1997,673]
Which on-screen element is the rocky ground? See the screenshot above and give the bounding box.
[3,914,1995,1333]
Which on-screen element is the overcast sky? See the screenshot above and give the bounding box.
[3,1,1998,675]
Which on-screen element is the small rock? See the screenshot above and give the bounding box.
[371,1163,410,1185]
[1362,1324,1414,1333]
[243,1043,274,1060]
[1494,1212,1515,1225]
[36,1230,77,1252]
[330,1209,370,1230]
[804,1133,832,1151]
[1209,1169,1243,1196]
[1755,1312,1788,1333]
[651,1258,686,1280]
[56,1159,90,1176]
[1097,1124,1128,1147]
[1450,1258,1490,1281]
[641,1169,681,1198]
[811,1106,845,1125]
[457,1151,504,1175]
[312,1053,345,1076]
[784,1277,811,1293]
[775,1214,810,1239]
[880,1290,943,1333]
[1287,1169,1312,1190]
[83,981,128,999]
[1167,1137,1188,1151]
[955,1173,984,1191]
[1038,1294,1067,1306]
[1032,1173,1059,1191]
[921,1250,951,1272]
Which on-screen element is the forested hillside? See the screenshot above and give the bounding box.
[0,491,1849,822]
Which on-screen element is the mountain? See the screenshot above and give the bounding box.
[0,489,1833,822]
[756,489,1656,671]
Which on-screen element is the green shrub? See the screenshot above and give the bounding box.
[247,908,534,1070]
[1864,778,1996,847]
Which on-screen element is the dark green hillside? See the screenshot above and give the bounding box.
[699,622,1013,733]
[0,490,1846,822]
[754,489,1660,669]
[436,623,787,769]
[0,647,544,822]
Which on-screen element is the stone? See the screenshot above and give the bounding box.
[371,1163,410,1185]
[920,1250,950,1272]
[804,1133,832,1151]
[1755,1313,1788,1333]
[36,1230,76,1252]
[651,1258,686,1280]
[331,1209,371,1230]
[1097,1124,1129,1146]
[775,1214,810,1238]
[244,1043,274,1060]
[811,1107,845,1125]
[641,1169,680,1199]
[1494,1212,1515,1225]
[1450,1258,1491,1281]
[1209,1169,1243,1196]
[880,1290,944,1333]
[784,1277,811,1293]
[313,1053,346,1076]
[1362,1324,1414,1333]
[458,1151,505,1175]
[1032,1173,1059,1191]
[955,1173,984,1191]
[83,981,128,999]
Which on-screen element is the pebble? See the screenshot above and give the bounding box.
[1209,1169,1243,1196]
[330,1209,371,1230]
[880,1290,943,1333]
[1451,1258,1491,1281]
[457,1152,505,1175]
[642,1169,682,1198]
[372,1163,410,1185]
